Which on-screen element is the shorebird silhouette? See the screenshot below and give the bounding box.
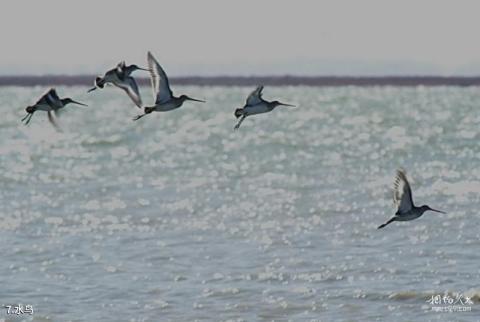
[115,61,147,78]
[233,85,295,130]
[22,88,87,129]
[88,61,148,108]
[378,169,445,229]
[133,52,205,121]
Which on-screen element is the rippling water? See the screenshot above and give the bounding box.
[1,86,479,321]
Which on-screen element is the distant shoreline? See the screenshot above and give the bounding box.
[1,75,480,87]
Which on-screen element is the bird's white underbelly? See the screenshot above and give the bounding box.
[244,103,270,115]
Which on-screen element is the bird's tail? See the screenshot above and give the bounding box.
[234,108,243,119]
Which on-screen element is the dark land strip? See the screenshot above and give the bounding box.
[2,75,480,87]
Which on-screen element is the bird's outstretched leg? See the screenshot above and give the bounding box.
[133,107,154,121]
[377,217,397,229]
[21,113,31,122]
[48,111,62,131]
[23,113,34,125]
[133,114,147,121]
[234,114,247,130]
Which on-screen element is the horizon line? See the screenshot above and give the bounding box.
[2,75,480,87]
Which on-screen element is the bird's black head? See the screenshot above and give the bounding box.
[420,205,445,214]
[144,107,155,114]
[234,108,243,118]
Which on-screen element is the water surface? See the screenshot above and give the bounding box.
[0,86,479,321]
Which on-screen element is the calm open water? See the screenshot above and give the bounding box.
[0,86,479,322]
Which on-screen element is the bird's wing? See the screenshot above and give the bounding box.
[393,169,414,214]
[116,61,127,76]
[47,111,61,130]
[147,51,173,104]
[48,88,60,101]
[103,67,122,83]
[115,63,127,80]
[48,88,64,109]
[116,77,143,108]
[35,88,58,105]
[246,85,264,106]
[117,61,126,70]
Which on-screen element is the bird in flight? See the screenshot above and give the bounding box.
[233,85,295,130]
[377,169,445,229]
[133,52,205,121]
[88,61,148,108]
[22,88,87,129]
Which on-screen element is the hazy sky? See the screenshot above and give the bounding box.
[2,0,480,75]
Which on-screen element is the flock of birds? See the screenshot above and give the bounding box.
[19,51,445,230]
[21,52,294,130]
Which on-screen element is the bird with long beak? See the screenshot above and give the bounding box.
[116,61,149,79]
[133,52,205,121]
[233,85,295,130]
[88,60,149,108]
[377,169,446,229]
[22,88,87,128]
